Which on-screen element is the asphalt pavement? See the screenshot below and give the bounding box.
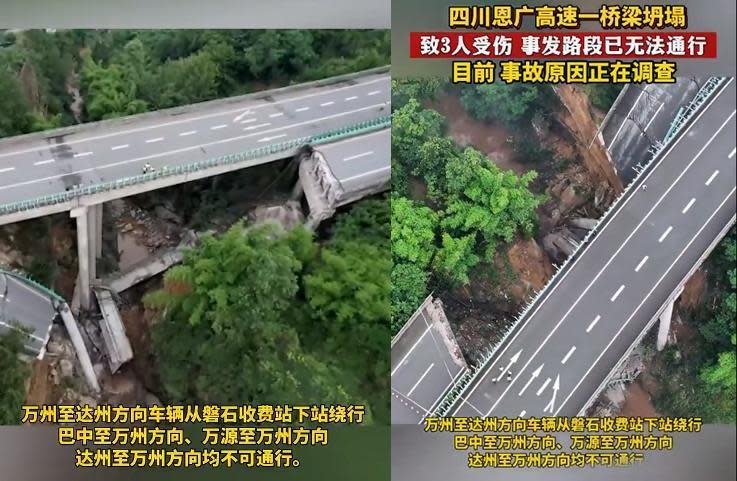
[448,78,736,419]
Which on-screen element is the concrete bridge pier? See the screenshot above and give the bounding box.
[71,203,103,312]
[657,285,683,351]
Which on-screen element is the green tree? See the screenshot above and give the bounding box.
[304,239,391,423]
[433,233,480,285]
[415,136,460,198]
[146,223,359,407]
[0,329,29,425]
[391,77,444,110]
[0,69,33,137]
[80,53,148,120]
[242,31,318,81]
[461,83,553,126]
[392,98,444,166]
[391,263,428,335]
[442,148,542,260]
[391,197,438,268]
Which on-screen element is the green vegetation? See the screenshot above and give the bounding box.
[0,329,29,425]
[460,83,556,126]
[585,83,624,112]
[0,29,390,137]
[390,81,544,335]
[654,229,736,422]
[146,199,390,424]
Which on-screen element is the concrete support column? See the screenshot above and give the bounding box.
[94,203,103,258]
[71,206,91,312]
[657,298,675,351]
[86,206,97,284]
[59,303,100,393]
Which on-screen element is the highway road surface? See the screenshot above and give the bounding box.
[448,78,736,419]
[392,298,468,424]
[0,272,58,355]
[0,70,389,208]
[313,128,390,195]
[602,80,701,183]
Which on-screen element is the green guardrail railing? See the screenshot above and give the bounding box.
[0,116,391,217]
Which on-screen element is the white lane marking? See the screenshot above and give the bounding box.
[111,144,129,151]
[536,377,552,396]
[343,151,374,162]
[340,165,391,184]
[658,226,673,243]
[269,112,284,118]
[705,170,719,186]
[179,130,197,137]
[0,103,389,192]
[682,198,696,214]
[423,367,468,423]
[34,159,55,166]
[610,285,625,302]
[0,167,15,173]
[585,315,601,333]
[561,346,576,365]
[729,148,736,159]
[320,101,335,107]
[472,107,735,418]
[345,96,358,101]
[240,118,258,124]
[556,188,736,415]
[243,122,271,131]
[233,110,252,122]
[519,410,526,417]
[0,76,388,159]
[210,124,227,130]
[74,152,93,158]
[635,256,649,272]
[392,388,430,415]
[407,363,435,397]
[611,87,648,145]
[643,103,665,132]
[392,324,433,376]
[295,107,310,112]
[258,134,287,143]
[145,137,164,144]
[517,364,544,396]
[367,90,381,96]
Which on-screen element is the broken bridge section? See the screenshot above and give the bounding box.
[391,296,469,425]
[0,269,60,357]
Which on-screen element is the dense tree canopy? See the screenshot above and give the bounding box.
[0,329,29,425]
[391,196,438,268]
[1,29,390,138]
[391,98,444,166]
[146,197,391,424]
[391,263,428,334]
[146,224,359,406]
[442,148,543,261]
[460,83,554,126]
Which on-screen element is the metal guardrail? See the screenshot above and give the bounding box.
[432,77,728,417]
[0,116,391,217]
